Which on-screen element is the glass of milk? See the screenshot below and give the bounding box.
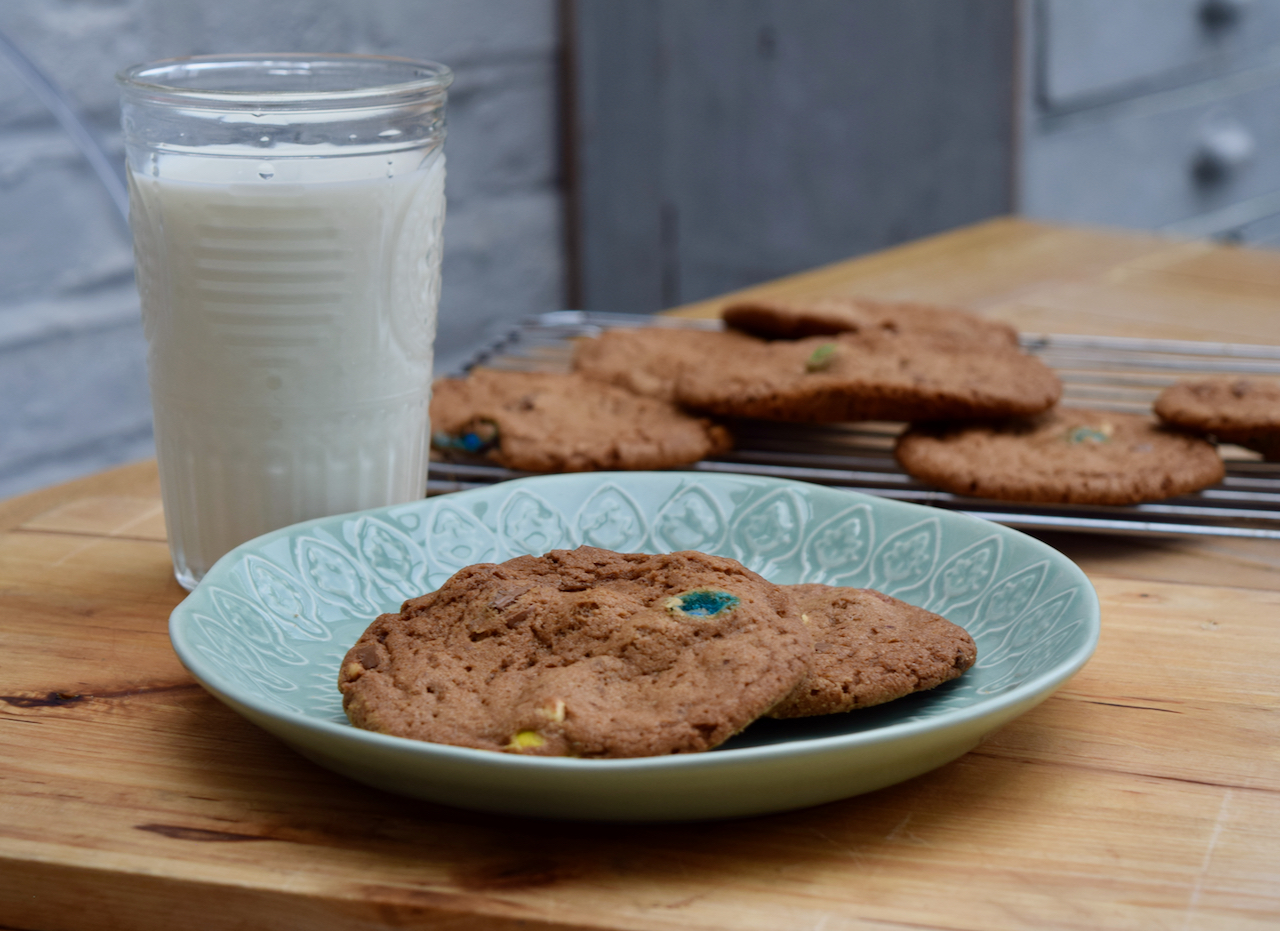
[118,54,451,590]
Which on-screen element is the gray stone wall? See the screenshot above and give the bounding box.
[0,0,565,498]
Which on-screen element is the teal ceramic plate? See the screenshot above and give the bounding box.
[169,472,1099,822]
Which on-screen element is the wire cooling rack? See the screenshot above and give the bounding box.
[429,311,1280,540]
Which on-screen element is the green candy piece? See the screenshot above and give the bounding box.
[805,342,838,372]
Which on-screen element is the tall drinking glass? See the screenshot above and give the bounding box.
[118,54,451,590]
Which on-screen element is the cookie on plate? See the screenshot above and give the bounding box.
[895,407,1225,505]
[338,547,812,758]
[430,368,731,472]
[1154,378,1280,460]
[769,584,976,719]
[722,295,1020,349]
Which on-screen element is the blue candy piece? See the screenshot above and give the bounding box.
[432,420,499,454]
[667,589,740,618]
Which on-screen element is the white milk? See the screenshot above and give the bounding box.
[128,150,445,588]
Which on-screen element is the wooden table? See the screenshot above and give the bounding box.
[3,218,1278,930]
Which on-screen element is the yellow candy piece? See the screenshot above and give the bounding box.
[507,730,546,750]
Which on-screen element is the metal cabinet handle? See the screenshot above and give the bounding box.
[1200,0,1252,28]
[1193,117,1256,184]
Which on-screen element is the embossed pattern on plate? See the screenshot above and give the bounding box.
[170,472,1100,822]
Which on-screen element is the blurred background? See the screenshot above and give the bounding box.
[3,0,1278,498]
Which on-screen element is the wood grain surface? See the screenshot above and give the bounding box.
[2,218,1278,931]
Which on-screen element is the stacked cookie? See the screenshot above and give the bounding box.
[575,297,1062,423]
[338,546,976,758]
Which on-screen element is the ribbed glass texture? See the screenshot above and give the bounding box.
[119,54,451,589]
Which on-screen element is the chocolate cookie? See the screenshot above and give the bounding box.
[674,329,1061,423]
[430,369,731,472]
[575,326,1060,423]
[338,547,813,758]
[722,296,1019,349]
[895,407,1225,505]
[572,327,737,402]
[769,584,976,719]
[1154,378,1280,460]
